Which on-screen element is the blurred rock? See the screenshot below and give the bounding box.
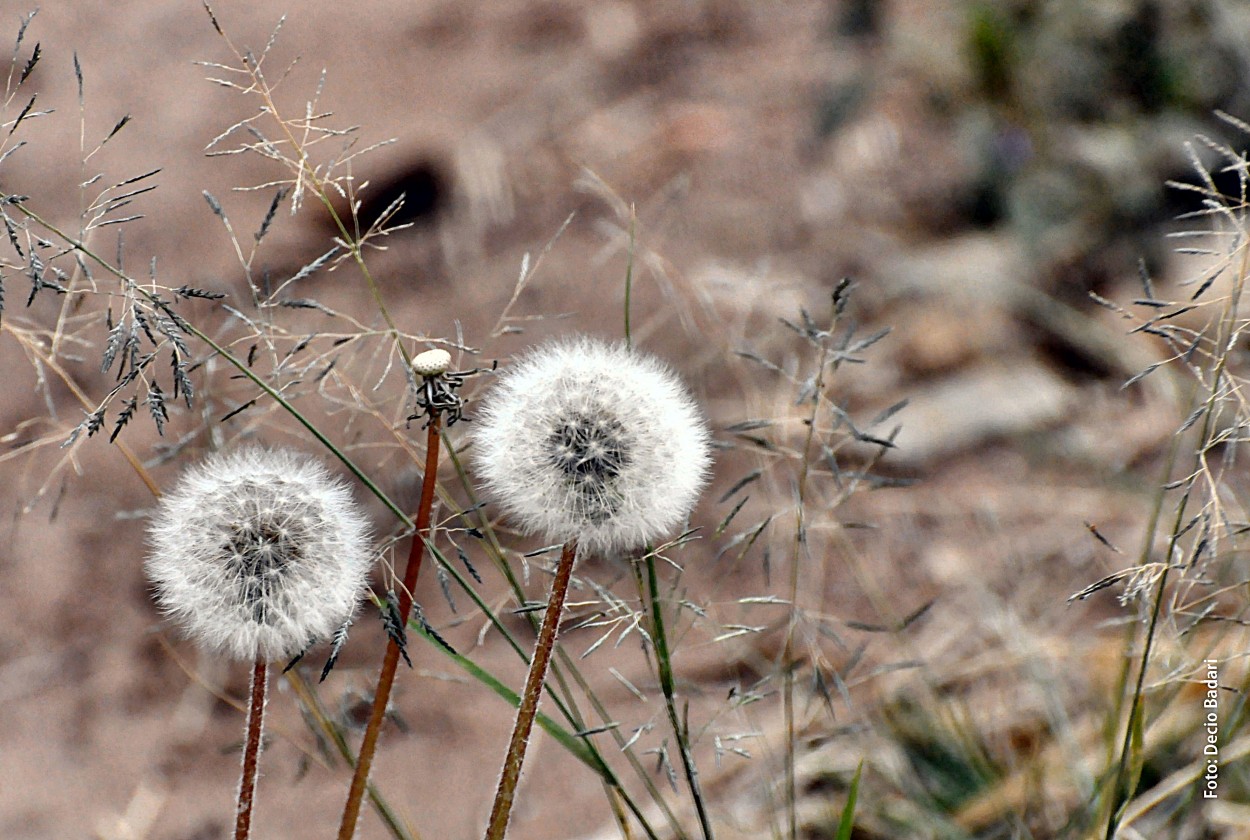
[889,360,1075,465]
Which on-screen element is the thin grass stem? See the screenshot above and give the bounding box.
[782,297,837,840]
[552,644,684,840]
[623,204,636,350]
[644,549,714,840]
[284,670,416,839]
[442,438,685,838]
[1104,237,1248,836]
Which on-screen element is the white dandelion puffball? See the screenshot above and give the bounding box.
[473,337,712,557]
[146,447,374,662]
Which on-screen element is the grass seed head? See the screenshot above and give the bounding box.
[145,446,374,662]
[472,336,712,557]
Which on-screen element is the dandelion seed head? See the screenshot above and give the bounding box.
[146,447,374,662]
[473,337,711,556]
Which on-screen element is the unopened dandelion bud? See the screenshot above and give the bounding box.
[413,348,452,377]
[146,447,374,662]
[473,336,712,557]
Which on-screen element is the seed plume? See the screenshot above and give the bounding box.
[473,336,712,556]
[146,446,374,662]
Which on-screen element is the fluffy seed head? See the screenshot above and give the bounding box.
[146,447,374,662]
[473,337,712,557]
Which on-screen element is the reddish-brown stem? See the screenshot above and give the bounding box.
[484,539,579,840]
[235,658,268,840]
[337,414,442,840]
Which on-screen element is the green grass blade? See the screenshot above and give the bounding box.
[407,618,601,774]
[409,612,668,840]
[646,550,716,840]
[835,760,863,840]
[285,670,417,840]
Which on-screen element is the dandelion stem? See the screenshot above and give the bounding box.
[485,539,579,840]
[235,658,268,840]
[338,414,443,840]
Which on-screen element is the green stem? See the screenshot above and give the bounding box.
[441,439,683,838]
[645,550,715,840]
[624,205,636,350]
[284,671,415,839]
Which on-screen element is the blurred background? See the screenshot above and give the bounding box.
[3,1,1250,837]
